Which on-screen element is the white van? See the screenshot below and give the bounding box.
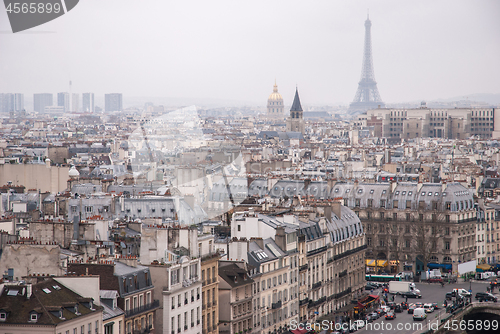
[413,308,427,321]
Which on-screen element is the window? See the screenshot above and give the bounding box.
[445,242,450,250]
[95,320,99,334]
[393,200,398,209]
[238,225,241,232]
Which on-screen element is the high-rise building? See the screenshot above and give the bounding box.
[105,93,123,112]
[349,14,385,114]
[71,93,79,112]
[267,81,284,118]
[0,93,24,113]
[82,93,95,112]
[286,87,305,134]
[57,92,69,112]
[33,93,53,113]
[13,93,23,111]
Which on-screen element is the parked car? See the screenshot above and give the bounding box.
[354,320,365,330]
[385,311,396,320]
[402,291,422,298]
[365,283,377,290]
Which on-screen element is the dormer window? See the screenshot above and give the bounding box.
[0,312,7,322]
[30,313,37,321]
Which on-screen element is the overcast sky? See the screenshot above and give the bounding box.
[1,0,499,107]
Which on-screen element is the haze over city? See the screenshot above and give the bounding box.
[1,0,499,107]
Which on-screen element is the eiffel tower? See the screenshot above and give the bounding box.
[349,14,385,114]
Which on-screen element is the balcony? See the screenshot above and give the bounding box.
[334,244,367,261]
[207,302,212,308]
[299,264,308,272]
[299,298,309,306]
[327,258,334,264]
[339,269,348,278]
[272,300,282,309]
[308,296,326,308]
[213,300,217,306]
[125,300,160,318]
[334,287,352,299]
[202,280,206,287]
[307,246,328,257]
[312,282,322,289]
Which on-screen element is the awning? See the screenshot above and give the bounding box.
[292,329,308,334]
[477,264,492,272]
[390,260,399,266]
[427,263,452,270]
[356,294,380,309]
[366,259,388,267]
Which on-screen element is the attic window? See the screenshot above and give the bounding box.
[345,189,350,193]
[395,191,400,195]
[358,189,363,194]
[382,190,386,194]
[370,189,374,194]
[442,192,447,196]
[402,191,406,195]
[335,188,339,193]
[137,209,141,213]
[435,192,439,196]
[421,192,425,196]
[428,192,432,196]
[0,312,6,321]
[30,314,37,321]
[408,191,412,196]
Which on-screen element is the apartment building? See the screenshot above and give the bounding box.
[333,181,476,275]
[0,278,103,334]
[218,261,254,334]
[68,259,159,334]
[200,234,220,334]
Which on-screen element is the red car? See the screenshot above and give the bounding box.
[428,278,443,283]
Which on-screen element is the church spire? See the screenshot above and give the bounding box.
[290,87,303,112]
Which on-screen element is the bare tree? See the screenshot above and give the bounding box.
[412,213,445,276]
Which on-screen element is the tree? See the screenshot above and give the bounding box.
[412,213,445,276]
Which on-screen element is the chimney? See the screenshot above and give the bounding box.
[253,237,264,249]
[26,283,32,299]
[304,179,311,193]
[331,201,342,219]
[442,180,447,193]
[275,227,286,252]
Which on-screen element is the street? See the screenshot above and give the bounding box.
[360,280,496,334]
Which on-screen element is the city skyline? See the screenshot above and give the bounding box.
[0,0,499,106]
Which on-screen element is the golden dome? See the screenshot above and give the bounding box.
[268,82,283,101]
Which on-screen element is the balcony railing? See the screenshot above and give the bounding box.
[334,244,367,261]
[272,300,282,309]
[334,287,352,299]
[299,298,309,306]
[339,269,348,278]
[125,300,160,318]
[307,246,328,257]
[299,264,308,272]
[312,282,322,289]
[308,296,326,308]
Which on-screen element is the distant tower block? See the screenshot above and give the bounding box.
[267,81,284,118]
[349,14,385,114]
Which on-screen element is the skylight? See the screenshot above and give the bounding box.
[7,290,18,296]
[42,288,51,294]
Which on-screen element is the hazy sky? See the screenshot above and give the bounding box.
[1,0,499,106]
